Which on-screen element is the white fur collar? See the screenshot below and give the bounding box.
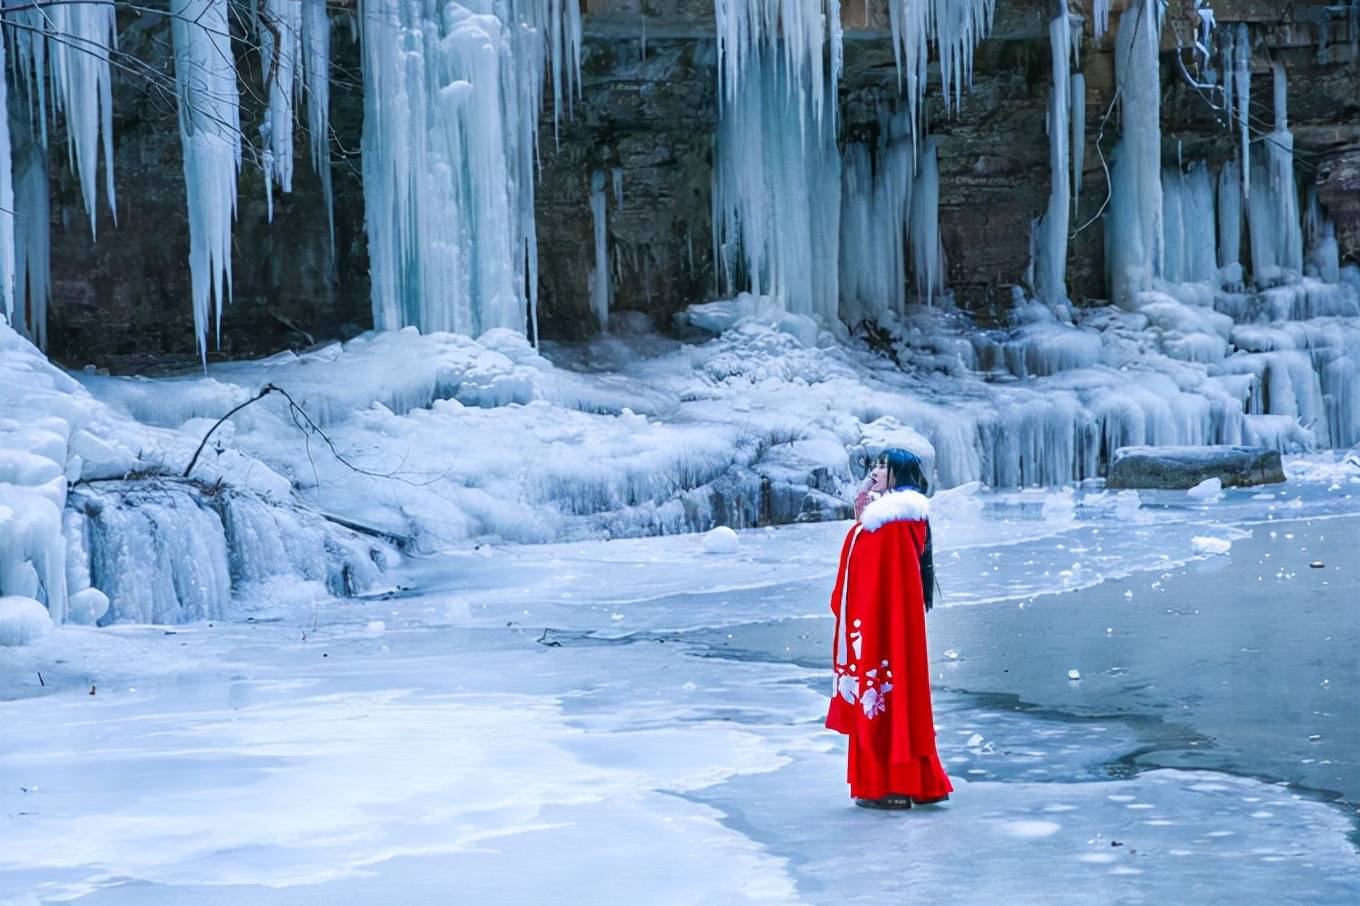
[859,488,930,531]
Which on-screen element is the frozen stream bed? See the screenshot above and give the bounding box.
[2,470,1359,905]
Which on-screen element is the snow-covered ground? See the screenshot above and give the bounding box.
[2,464,1358,905]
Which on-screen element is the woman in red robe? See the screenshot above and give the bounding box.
[826,447,953,809]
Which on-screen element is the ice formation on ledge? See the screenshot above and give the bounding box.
[0,322,390,634]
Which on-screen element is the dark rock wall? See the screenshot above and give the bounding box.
[37,0,1360,369]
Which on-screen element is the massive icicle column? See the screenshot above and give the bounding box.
[1034,3,1073,309]
[359,0,580,340]
[1105,0,1164,307]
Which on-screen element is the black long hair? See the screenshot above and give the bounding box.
[879,447,929,495]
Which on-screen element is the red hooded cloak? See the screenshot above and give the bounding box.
[826,488,953,801]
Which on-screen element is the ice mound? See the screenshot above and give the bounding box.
[702,526,741,555]
[0,595,53,646]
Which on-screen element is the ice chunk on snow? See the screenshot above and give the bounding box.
[0,595,54,646]
[1187,477,1223,501]
[1191,536,1232,556]
[702,526,741,555]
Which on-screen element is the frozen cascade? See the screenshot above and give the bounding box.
[68,482,388,625]
[261,0,303,218]
[301,0,335,257]
[1305,189,1342,283]
[711,52,841,322]
[1106,0,1164,307]
[0,320,392,629]
[1246,61,1304,283]
[360,0,581,339]
[1161,163,1217,285]
[589,169,611,331]
[840,112,915,323]
[172,0,242,363]
[1034,4,1072,309]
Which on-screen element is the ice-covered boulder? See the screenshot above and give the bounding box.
[1106,445,1285,489]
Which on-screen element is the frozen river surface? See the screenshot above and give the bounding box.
[2,469,1359,905]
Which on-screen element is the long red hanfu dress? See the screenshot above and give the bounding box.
[825,488,953,801]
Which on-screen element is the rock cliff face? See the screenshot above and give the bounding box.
[40,1,1360,369]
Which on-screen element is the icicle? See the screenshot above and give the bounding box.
[1221,24,1234,124]
[1217,160,1242,284]
[910,138,944,304]
[1092,0,1113,38]
[301,0,335,259]
[713,1,841,130]
[888,1,995,126]
[1106,0,1164,306]
[0,31,15,325]
[612,167,624,208]
[261,0,303,213]
[1234,23,1250,199]
[1036,5,1072,308]
[13,125,49,348]
[1071,72,1085,219]
[10,6,49,144]
[1194,2,1216,73]
[45,0,118,234]
[171,0,242,362]
[589,170,611,331]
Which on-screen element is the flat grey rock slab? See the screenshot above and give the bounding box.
[1106,445,1286,489]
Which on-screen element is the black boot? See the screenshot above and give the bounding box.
[855,794,914,809]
